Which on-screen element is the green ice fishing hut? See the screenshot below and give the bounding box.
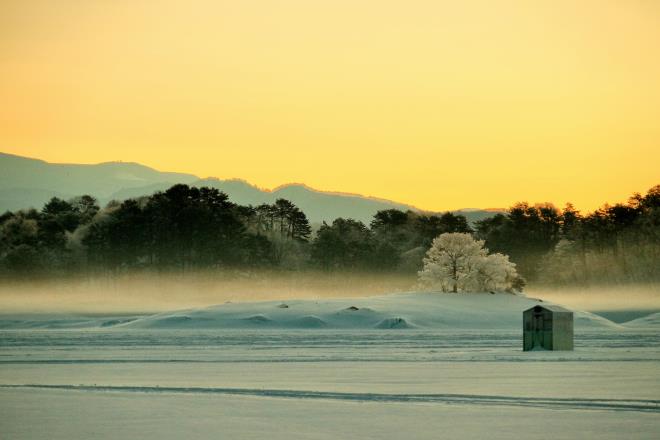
[523,305,574,351]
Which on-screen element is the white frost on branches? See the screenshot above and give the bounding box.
[418,232,521,293]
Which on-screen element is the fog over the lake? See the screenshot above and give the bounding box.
[0,271,415,314]
[0,271,657,315]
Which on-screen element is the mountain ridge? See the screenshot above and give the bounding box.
[0,152,500,224]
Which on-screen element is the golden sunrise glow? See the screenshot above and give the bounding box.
[1,0,658,211]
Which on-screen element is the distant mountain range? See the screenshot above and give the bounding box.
[0,152,502,224]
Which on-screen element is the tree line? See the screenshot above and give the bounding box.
[474,186,659,285]
[0,183,658,286]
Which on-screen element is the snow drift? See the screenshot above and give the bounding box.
[114,292,622,330]
[1,292,640,330]
[622,312,660,328]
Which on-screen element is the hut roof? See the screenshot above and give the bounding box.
[524,304,572,314]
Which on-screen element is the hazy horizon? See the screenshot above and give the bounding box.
[0,270,658,316]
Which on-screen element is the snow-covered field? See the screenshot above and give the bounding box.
[1,292,659,439]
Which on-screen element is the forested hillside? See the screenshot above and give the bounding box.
[0,183,658,287]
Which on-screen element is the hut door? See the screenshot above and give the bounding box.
[533,313,544,348]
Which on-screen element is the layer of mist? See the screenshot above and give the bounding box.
[530,285,660,315]
[0,271,657,316]
[0,271,416,314]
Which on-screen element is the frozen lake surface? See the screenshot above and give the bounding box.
[1,293,659,439]
[1,328,659,439]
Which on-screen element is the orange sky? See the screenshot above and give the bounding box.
[1,0,658,211]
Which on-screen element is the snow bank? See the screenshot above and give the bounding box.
[623,312,660,328]
[115,292,622,330]
[0,292,635,330]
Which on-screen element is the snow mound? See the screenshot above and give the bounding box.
[290,315,328,328]
[622,313,660,328]
[158,315,192,323]
[375,317,414,329]
[0,292,626,330]
[144,315,217,328]
[573,311,623,329]
[117,292,621,330]
[339,306,375,314]
[100,318,136,328]
[242,314,274,324]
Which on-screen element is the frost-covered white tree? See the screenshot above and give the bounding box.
[471,252,520,292]
[418,232,522,293]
